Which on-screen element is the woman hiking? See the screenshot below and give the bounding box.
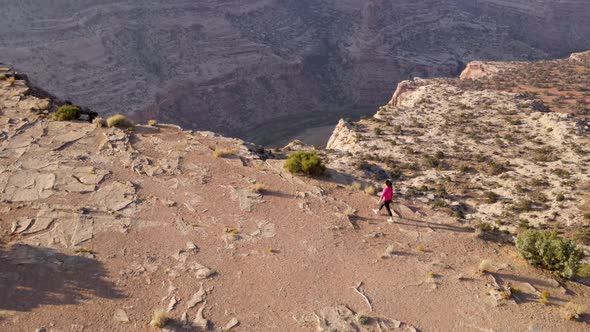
[373,180,395,223]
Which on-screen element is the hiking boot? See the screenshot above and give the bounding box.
[372,209,379,215]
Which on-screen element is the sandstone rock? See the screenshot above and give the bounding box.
[224,318,239,330]
[192,302,208,330]
[229,187,263,212]
[91,182,136,213]
[191,263,215,279]
[180,311,188,324]
[23,210,55,234]
[186,241,198,252]
[113,309,130,323]
[0,171,55,202]
[49,128,93,151]
[167,296,178,312]
[10,217,33,234]
[187,283,206,309]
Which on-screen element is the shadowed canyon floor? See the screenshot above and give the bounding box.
[2,0,590,145]
[1,53,590,331]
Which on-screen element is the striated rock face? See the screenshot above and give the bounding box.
[1,0,590,145]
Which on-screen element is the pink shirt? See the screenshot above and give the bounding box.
[380,186,393,201]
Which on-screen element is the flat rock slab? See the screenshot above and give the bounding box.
[47,125,94,151]
[224,318,239,330]
[113,309,130,323]
[229,187,263,212]
[0,171,55,202]
[91,181,136,213]
[11,218,33,234]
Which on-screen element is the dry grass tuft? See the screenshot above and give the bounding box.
[250,183,266,193]
[148,119,158,126]
[344,206,357,217]
[356,314,370,325]
[150,309,169,328]
[364,186,376,195]
[350,181,362,191]
[539,290,550,305]
[6,76,15,86]
[213,148,235,158]
[562,302,585,320]
[478,259,493,274]
[107,114,133,128]
[381,244,396,259]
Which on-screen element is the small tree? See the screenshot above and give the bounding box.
[285,151,326,175]
[516,230,583,279]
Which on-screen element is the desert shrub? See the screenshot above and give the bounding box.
[364,186,376,195]
[458,164,473,174]
[356,314,370,325]
[389,166,402,180]
[516,230,583,279]
[423,155,441,169]
[478,259,493,274]
[487,160,507,175]
[52,105,81,121]
[484,191,499,204]
[351,181,362,191]
[555,193,565,202]
[107,114,133,128]
[511,199,533,213]
[284,151,326,175]
[148,119,158,126]
[150,309,169,328]
[432,199,448,208]
[562,302,585,321]
[249,183,265,193]
[550,168,571,179]
[577,264,590,278]
[213,148,235,158]
[344,206,357,217]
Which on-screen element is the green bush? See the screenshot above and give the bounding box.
[578,264,590,279]
[52,105,81,121]
[285,151,326,175]
[516,230,583,279]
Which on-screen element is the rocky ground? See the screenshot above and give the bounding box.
[1,55,590,332]
[326,52,590,240]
